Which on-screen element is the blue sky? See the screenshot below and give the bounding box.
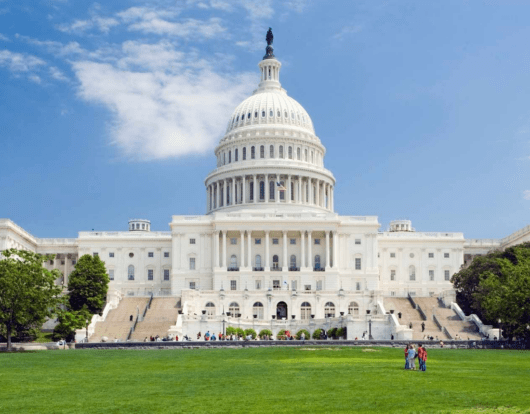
[0,0,529,239]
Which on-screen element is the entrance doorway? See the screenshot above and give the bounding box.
[276,301,288,319]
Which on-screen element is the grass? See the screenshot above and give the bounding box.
[0,346,529,414]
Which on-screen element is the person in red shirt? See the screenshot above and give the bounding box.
[404,344,410,369]
[418,344,428,371]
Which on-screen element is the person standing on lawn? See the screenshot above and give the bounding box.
[404,344,410,369]
[408,344,416,370]
[418,344,427,371]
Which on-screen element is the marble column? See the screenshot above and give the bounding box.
[247,231,252,268]
[283,231,288,269]
[222,230,227,268]
[308,231,312,270]
[332,231,338,269]
[253,175,257,203]
[240,231,245,269]
[287,175,292,203]
[232,179,236,206]
[325,230,330,269]
[301,230,305,268]
[214,231,219,268]
[242,175,246,204]
[265,231,270,269]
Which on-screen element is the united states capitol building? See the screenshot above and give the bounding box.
[1,32,529,341]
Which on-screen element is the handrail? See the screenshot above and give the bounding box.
[432,313,443,331]
[416,304,427,321]
[407,293,417,309]
[443,326,453,340]
[142,294,153,319]
[127,314,139,341]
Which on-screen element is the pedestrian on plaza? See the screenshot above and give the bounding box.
[421,322,425,332]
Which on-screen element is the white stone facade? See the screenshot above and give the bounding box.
[1,40,529,339]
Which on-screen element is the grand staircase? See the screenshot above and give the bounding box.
[384,296,483,340]
[129,298,179,341]
[90,297,149,342]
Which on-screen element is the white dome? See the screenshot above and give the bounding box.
[226,89,315,135]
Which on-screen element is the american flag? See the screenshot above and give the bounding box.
[276,182,286,191]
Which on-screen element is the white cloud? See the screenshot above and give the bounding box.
[240,0,273,20]
[49,66,68,81]
[235,41,250,47]
[0,33,9,41]
[72,60,256,160]
[283,0,308,13]
[333,25,363,40]
[0,50,46,72]
[523,190,530,200]
[125,15,226,39]
[57,15,119,34]
[28,74,42,84]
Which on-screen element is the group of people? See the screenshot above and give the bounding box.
[404,344,427,371]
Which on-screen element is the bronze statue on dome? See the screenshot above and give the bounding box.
[264,28,275,59]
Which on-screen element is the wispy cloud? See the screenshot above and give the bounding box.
[56,15,119,34]
[523,190,530,200]
[28,74,42,84]
[0,33,9,41]
[333,25,363,40]
[49,66,68,81]
[0,50,46,72]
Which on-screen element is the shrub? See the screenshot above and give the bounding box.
[244,328,257,339]
[312,329,323,340]
[235,328,245,338]
[226,326,236,336]
[277,329,287,340]
[336,327,347,339]
[327,328,337,339]
[258,329,272,339]
[296,329,310,340]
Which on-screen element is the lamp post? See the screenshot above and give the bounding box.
[85,319,89,343]
[498,318,502,340]
[366,310,373,340]
[222,311,226,338]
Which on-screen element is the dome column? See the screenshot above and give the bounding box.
[265,174,269,203]
[287,175,292,203]
[242,176,246,204]
[315,179,320,207]
[276,175,280,203]
[301,230,306,269]
[216,182,220,210]
[307,231,313,271]
[232,178,236,206]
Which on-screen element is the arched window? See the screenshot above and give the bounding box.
[236,115,239,122]
[229,302,240,317]
[259,181,265,200]
[270,145,274,158]
[269,181,275,200]
[262,110,265,117]
[247,112,251,120]
[272,254,279,269]
[269,109,273,117]
[284,111,288,118]
[228,151,231,163]
[279,145,284,158]
[253,302,264,319]
[251,146,255,159]
[254,111,258,118]
[324,302,335,318]
[260,145,265,158]
[128,265,135,280]
[290,254,296,269]
[250,181,254,201]
[409,265,416,281]
[277,110,280,117]
[288,146,293,159]
[348,302,359,316]
[291,182,294,201]
[235,148,238,162]
[230,255,238,269]
[301,302,311,320]
[241,113,245,120]
[297,148,301,160]
[242,147,246,160]
[206,302,215,319]
[314,255,321,270]
[255,255,262,269]
[279,181,285,200]
[226,186,230,205]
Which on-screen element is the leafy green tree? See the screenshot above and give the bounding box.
[296,329,310,340]
[258,329,272,338]
[0,249,63,351]
[68,254,109,315]
[312,329,323,340]
[452,242,530,339]
[52,308,89,342]
[244,328,257,339]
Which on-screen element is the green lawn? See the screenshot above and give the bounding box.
[0,347,529,414]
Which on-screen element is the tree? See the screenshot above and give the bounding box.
[52,308,89,342]
[452,242,530,339]
[0,249,63,351]
[68,254,109,315]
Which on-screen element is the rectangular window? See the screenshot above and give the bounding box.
[93,253,98,257]
[391,291,396,297]
[390,252,396,258]
[61,260,65,265]
[148,269,153,280]
[108,269,114,280]
[304,284,311,291]
[255,238,261,245]
[109,252,114,258]
[190,239,196,245]
[50,260,54,265]
[291,280,297,290]
[390,270,396,281]
[410,272,416,281]
[148,252,154,258]
[255,280,261,290]
[164,269,170,281]
[428,253,434,258]
[164,252,169,258]
[355,258,361,270]
[356,282,361,291]
[273,280,280,290]
[355,239,361,245]
[189,258,196,270]
[290,238,296,245]
[272,238,279,245]
[445,270,450,281]
[444,253,450,258]
[230,280,237,290]
[72,260,76,265]
[230,238,237,245]
[189,281,196,290]
[429,270,434,281]
[314,239,320,245]
[316,280,323,291]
